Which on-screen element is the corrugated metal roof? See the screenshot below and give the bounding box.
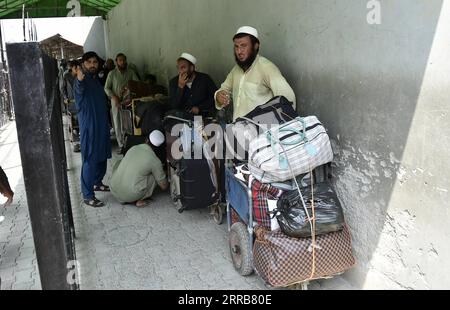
[39,33,84,59]
[0,0,120,18]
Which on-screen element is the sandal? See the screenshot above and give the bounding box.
[93,184,110,192]
[84,198,105,208]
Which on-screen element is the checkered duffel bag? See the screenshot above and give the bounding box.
[253,225,355,287]
[248,116,333,183]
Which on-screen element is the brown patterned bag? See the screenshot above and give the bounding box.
[253,225,355,287]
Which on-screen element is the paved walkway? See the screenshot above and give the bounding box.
[0,120,355,290]
[0,122,41,290]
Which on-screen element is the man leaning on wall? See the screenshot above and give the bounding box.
[215,26,296,121]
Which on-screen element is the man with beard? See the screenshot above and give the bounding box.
[104,53,139,153]
[169,53,217,117]
[74,51,112,208]
[215,26,296,121]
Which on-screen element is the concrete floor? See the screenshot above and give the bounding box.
[0,120,356,290]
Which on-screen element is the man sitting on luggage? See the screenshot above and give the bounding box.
[169,53,217,118]
[215,26,296,121]
[109,130,168,208]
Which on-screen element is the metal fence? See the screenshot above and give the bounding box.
[6,42,77,290]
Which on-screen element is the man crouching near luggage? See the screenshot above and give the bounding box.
[109,130,168,208]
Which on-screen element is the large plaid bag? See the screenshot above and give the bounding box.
[253,225,355,287]
[251,178,283,230]
[248,116,333,183]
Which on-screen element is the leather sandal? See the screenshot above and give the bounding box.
[84,198,105,208]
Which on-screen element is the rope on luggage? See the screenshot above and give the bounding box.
[276,141,317,281]
[308,171,317,280]
[239,115,318,280]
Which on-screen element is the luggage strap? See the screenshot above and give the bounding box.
[246,114,320,281]
[277,141,318,281]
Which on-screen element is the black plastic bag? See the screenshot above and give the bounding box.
[275,183,345,238]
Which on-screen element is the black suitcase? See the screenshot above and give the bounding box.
[169,159,219,213]
[177,158,219,213]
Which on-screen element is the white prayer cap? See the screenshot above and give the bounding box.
[149,130,165,147]
[178,52,197,65]
[235,26,259,39]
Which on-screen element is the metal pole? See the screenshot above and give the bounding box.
[0,21,5,64]
[22,5,26,42]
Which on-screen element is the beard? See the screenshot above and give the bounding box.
[87,67,98,74]
[82,64,98,75]
[235,48,258,71]
[118,63,128,71]
[186,69,195,80]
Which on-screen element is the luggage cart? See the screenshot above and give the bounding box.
[225,166,309,290]
[164,115,224,219]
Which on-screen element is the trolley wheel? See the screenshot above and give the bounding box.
[229,222,253,276]
[211,204,224,225]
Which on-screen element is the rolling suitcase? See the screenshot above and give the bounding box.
[164,114,219,213]
[178,158,219,213]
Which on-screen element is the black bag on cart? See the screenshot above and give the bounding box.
[236,95,298,125]
[230,96,298,161]
[275,182,345,238]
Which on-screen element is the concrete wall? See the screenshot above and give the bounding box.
[83,17,106,59]
[105,0,450,289]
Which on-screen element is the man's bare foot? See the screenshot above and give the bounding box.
[136,199,151,208]
[3,192,13,207]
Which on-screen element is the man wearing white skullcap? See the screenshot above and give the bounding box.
[215,26,296,121]
[169,52,217,117]
[109,130,168,208]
